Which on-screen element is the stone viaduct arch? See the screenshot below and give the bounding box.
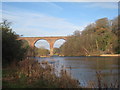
[18,36,69,56]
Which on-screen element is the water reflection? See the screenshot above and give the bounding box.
[35,56,120,87]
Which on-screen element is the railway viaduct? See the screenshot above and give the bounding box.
[18,36,69,56]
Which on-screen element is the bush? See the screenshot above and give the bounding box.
[18,59,80,88]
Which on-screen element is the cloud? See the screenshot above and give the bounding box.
[2,4,79,48]
[48,2,63,10]
[2,0,119,2]
[2,5,82,37]
[35,40,50,49]
[35,38,66,49]
[54,39,66,48]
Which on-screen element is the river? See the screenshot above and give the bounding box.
[35,56,120,87]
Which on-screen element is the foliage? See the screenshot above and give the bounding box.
[1,20,27,66]
[73,30,81,36]
[111,16,120,53]
[18,40,50,57]
[60,16,119,56]
[26,46,38,57]
[35,47,50,57]
[53,48,60,55]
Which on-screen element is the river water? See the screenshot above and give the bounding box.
[35,56,120,87]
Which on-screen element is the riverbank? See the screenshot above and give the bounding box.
[63,54,120,57]
[100,54,120,56]
[3,59,80,88]
[3,57,119,88]
[30,54,120,58]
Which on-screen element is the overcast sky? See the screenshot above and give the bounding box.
[1,1,118,49]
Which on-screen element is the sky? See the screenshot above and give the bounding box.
[1,1,118,49]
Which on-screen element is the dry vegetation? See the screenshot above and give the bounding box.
[3,59,80,88]
[3,59,119,88]
[87,71,119,88]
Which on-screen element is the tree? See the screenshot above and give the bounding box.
[95,18,110,29]
[36,47,50,56]
[1,20,27,66]
[53,48,60,55]
[60,17,119,56]
[111,16,120,53]
[82,23,96,35]
[111,16,120,36]
[73,30,81,36]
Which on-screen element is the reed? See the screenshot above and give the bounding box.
[3,58,80,88]
[87,70,119,88]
